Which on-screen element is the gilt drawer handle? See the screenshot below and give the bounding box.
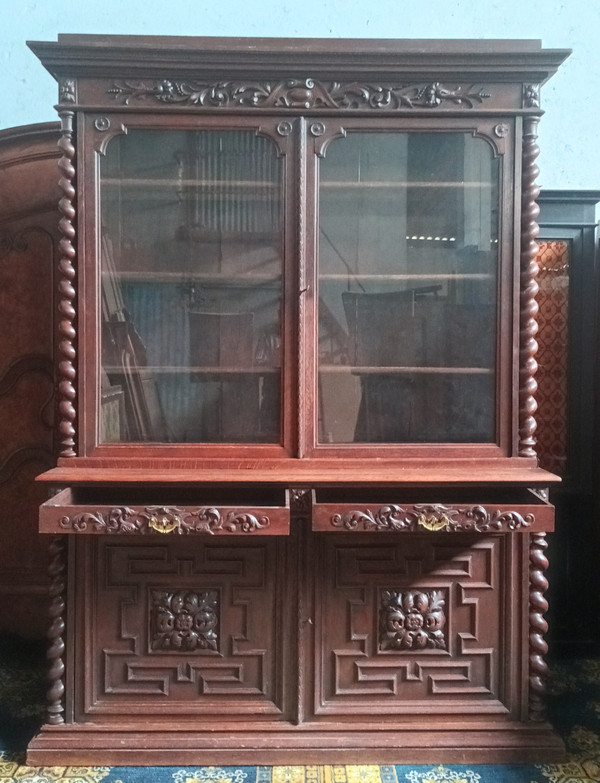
[417,513,451,532]
[148,513,182,534]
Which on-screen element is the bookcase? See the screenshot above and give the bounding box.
[27,35,569,764]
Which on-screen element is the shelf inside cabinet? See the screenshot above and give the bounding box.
[321,180,494,189]
[319,364,493,375]
[103,270,282,287]
[102,178,280,189]
[318,273,495,281]
[104,365,280,375]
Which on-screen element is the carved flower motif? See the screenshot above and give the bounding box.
[151,590,218,652]
[380,590,446,651]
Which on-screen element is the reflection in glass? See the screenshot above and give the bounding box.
[318,132,499,444]
[99,130,283,443]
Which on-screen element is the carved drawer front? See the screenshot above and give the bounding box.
[310,532,526,720]
[311,487,554,534]
[40,486,290,535]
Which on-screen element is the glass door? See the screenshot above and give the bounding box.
[98,127,286,445]
[315,128,502,446]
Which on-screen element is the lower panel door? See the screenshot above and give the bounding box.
[305,531,527,723]
[68,535,296,724]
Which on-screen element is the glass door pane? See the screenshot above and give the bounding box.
[99,129,284,444]
[317,131,499,444]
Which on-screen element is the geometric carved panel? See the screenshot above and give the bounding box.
[149,589,219,653]
[379,589,447,651]
[314,534,511,716]
[74,537,290,720]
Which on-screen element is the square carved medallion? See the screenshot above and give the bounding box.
[379,589,448,651]
[149,588,219,653]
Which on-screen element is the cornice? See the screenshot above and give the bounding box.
[28,36,571,86]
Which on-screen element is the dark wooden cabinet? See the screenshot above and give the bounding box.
[0,123,60,637]
[536,191,600,655]
[26,35,569,764]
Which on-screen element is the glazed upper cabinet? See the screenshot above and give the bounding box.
[93,117,507,457]
[27,36,568,479]
[27,37,570,765]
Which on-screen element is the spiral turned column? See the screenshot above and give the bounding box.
[519,117,541,458]
[57,111,77,457]
[46,535,67,725]
[529,532,549,722]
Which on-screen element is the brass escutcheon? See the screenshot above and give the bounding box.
[417,513,450,532]
[148,514,181,534]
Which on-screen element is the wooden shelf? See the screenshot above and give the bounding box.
[321,180,493,189]
[102,177,279,188]
[319,364,493,375]
[103,270,282,285]
[318,273,494,281]
[105,365,280,375]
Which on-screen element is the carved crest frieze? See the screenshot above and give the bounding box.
[107,78,491,111]
[331,503,534,532]
[150,589,218,653]
[58,505,271,534]
[380,589,447,651]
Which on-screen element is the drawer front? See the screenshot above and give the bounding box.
[40,488,290,535]
[312,492,554,534]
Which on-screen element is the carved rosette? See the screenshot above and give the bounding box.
[46,536,67,725]
[107,78,491,111]
[529,533,549,721]
[519,117,541,458]
[58,505,271,534]
[150,589,218,652]
[331,503,534,533]
[57,112,77,457]
[380,590,447,651]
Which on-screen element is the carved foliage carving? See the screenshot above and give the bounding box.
[380,589,447,651]
[150,589,218,653]
[59,505,271,534]
[108,78,491,111]
[331,503,534,533]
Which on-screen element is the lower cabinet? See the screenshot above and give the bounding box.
[28,489,563,764]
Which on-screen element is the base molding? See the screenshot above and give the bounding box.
[27,723,565,765]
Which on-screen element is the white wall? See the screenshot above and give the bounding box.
[1,0,598,189]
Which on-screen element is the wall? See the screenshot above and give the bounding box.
[0,1,597,190]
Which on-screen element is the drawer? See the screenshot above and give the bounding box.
[311,487,554,533]
[40,486,290,535]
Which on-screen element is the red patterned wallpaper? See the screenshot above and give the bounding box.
[535,240,570,476]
